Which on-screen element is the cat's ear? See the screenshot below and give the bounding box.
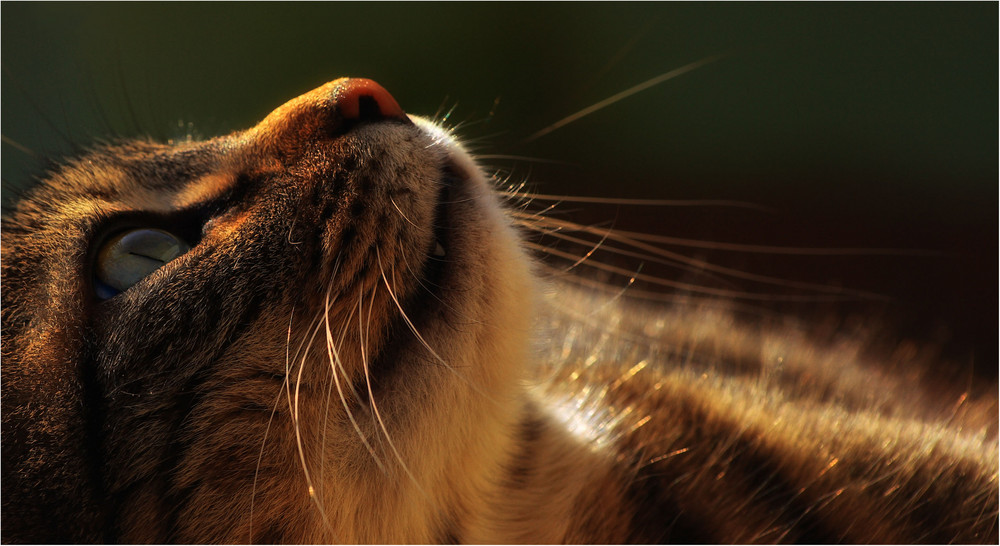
[248,78,410,159]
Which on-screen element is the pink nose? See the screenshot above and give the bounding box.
[250,77,411,158]
[335,78,407,121]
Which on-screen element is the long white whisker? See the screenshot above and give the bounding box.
[282,260,350,539]
[290,313,335,535]
[249,306,297,542]
[378,249,508,403]
[391,239,471,325]
[323,276,386,473]
[516,218,735,287]
[515,192,771,211]
[389,196,420,229]
[536,263,787,320]
[527,241,863,303]
[515,211,889,299]
[524,54,727,142]
[360,272,431,501]
[475,154,574,166]
[374,247,451,367]
[520,207,932,257]
[375,225,504,408]
[560,219,614,273]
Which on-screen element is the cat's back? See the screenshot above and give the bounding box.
[527,282,998,543]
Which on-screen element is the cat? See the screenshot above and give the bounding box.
[1,77,996,543]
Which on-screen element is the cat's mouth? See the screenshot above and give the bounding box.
[422,147,485,288]
[398,158,462,320]
[428,162,461,263]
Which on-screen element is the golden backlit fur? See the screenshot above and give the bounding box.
[526,286,997,542]
[2,78,997,543]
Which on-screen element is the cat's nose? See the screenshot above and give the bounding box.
[335,78,407,122]
[250,77,411,157]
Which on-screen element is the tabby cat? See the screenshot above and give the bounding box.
[2,78,996,543]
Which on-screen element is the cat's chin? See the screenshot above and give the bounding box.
[358,115,536,375]
[254,113,541,543]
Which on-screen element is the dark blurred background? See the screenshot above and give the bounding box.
[2,3,996,377]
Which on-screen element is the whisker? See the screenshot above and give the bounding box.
[289,317,335,535]
[523,54,728,143]
[322,277,386,473]
[516,192,771,212]
[537,263,800,321]
[375,247,451,367]
[375,247,507,410]
[515,219,739,289]
[281,261,350,538]
[493,176,533,206]
[2,64,80,149]
[560,218,614,273]
[475,154,574,166]
[516,209,928,256]
[1,135,38,157]
[288,305,331,372]
[604,226,936,256]
[515,212,890,299]
[317,339,335,505]
[527,241,865,303]
[250,306,298,542]
[511,201,562,224]
[360,272,431,501]
[431,96,453,124]
[389,196,420,229]
[573,15,660,98]
[396,245,470,323]
[378,206,513,418]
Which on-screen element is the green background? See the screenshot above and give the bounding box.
[2,3,996,370]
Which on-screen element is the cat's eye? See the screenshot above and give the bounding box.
[94,228,190,300]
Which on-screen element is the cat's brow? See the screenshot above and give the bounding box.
[172,172,240,209]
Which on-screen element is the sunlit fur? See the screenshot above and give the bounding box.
[2,79,997,543]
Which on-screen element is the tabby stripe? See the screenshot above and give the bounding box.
[623,472,714,544]
[505,411,546,488]
[612,388,856,543]
[79,341,114,543]
[153,289,269,542]
[435,514,461,545]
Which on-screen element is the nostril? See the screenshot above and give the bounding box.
[336,78,408,122]
[250,77,412,158]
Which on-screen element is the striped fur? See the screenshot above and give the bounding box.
[2,79,997,543]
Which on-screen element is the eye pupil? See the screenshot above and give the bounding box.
[95,228,190,299]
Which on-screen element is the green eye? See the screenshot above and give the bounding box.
[95,228,190,299]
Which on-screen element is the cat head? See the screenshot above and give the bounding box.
[2,78,534,542]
